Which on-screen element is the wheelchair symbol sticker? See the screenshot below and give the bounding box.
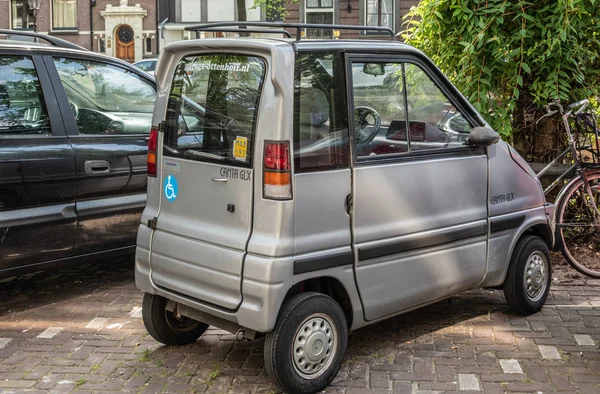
[164,174,178,202]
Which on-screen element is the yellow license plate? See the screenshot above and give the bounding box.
[233,137,248,161]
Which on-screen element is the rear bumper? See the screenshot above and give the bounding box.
[135,225,293,333]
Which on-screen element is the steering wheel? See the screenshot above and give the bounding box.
[355,106,381,145]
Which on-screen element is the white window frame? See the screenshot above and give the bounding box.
[51,0,78,32]
[364,0,395,33]
[304,0,335,39]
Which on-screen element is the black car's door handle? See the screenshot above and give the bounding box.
[84,160,110,175]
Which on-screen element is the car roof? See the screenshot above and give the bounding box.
[163,37,420,56]
[0,43,154,76]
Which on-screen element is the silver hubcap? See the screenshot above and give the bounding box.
[523,251,548,302]
[292,313,337,379]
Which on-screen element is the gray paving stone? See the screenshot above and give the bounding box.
[458,373,481,391]
[499,359,523,374]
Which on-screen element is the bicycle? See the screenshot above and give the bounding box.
[535,99,600,278]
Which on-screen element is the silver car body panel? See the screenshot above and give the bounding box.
[135,37,554,335]
[352,154,489,321]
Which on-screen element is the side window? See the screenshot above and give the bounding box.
[351,61,406,157]
[294,52,349,172]
[351,61,474,158]
[404,64,472,151]
[0,56,51,136]
[53,58,155,134]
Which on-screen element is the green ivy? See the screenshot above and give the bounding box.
[401,0,600,137]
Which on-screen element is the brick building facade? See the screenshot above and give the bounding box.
[284,0,419,39]
[0,0,157,61]
[0,1,419,59]
[157,0,420,47]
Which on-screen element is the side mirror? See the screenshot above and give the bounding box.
[466,126,500,147]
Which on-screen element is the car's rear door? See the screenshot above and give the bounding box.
[149,53,267,310]
[44,54,155,255]
[0,49,76,272]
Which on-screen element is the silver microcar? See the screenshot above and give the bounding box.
[136,23,554,394]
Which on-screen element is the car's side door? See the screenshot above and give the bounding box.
[349,55,489,321]
[44,54,156,255]
[0,50,76,272]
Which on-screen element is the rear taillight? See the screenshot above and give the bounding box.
[147,127,158,177]
[263,141,292,200]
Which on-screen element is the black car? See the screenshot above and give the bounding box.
[0,31,156,277]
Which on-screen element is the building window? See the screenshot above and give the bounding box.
[306,0,333,8]
[145,37,152,54]
[52,0,77,30]
[98,37,105,53]
[305,0,334,39]
[11,0,34,30]
[365,0,394,31]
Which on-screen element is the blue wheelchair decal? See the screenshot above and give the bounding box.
[164,174,178,202]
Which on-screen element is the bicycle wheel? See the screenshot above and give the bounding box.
[556,170,600,278]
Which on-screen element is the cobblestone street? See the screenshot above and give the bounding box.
[0,258,598,393]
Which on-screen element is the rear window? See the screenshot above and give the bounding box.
[163,54,266,168]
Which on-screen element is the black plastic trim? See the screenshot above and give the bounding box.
[294,250,353,274]
[0,246,134,279]
[490,214,526,233]
[358,222,488,261]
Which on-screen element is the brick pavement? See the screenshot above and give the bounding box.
[0,257,598,393]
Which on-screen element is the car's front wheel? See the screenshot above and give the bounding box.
[503,235,551,315]
[264,292,348,394]
[142,293,208,346]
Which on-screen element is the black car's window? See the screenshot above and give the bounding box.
[293,52,349,172]
[351,61,474,158]
[0,56,50,137]
[53,58,155,135]
[163,54,266,168]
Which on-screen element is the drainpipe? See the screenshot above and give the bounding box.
[155,0,160,54]
[90,0,96,50]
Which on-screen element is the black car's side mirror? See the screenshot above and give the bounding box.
[466,126,500,147]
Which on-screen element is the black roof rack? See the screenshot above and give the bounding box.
[0,29,87,51]
[196,27,292,38]
[185,22,395,41]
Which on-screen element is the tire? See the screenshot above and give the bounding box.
[555,171,600,278]
[264,292,348,394]
[142,293,208,346]
[503,236,551,315]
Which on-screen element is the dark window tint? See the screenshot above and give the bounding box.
[163,54,266,168]
[294,52,349,172]
[0,56,50,136]
[53,58,155,134]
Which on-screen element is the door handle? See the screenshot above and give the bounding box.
[211,177,228,183]
[84,160,110,175]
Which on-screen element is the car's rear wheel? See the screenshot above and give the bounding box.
[503,236,551,315]
[142,293,208,345]
[264,292,348,394]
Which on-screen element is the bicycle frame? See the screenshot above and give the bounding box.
[547,100,600,220]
